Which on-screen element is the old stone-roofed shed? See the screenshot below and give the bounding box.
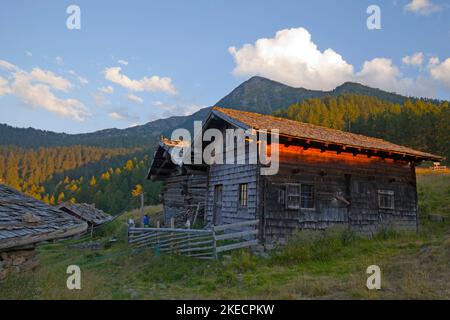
[58,202,113,228]
[0,184,87,280]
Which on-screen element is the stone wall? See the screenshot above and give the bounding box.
[0,248,39,282]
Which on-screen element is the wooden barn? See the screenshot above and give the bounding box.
[0,184,87,281]
[149,107,443,244]
[148,138,207,226]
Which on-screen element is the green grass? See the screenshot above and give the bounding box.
[1,172,449,299]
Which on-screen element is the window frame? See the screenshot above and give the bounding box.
[284,183,315,210]
[238,183,248,208]
[378,189,395,210]
[300,183,315,209]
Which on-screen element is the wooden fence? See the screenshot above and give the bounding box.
[127,219,259,259]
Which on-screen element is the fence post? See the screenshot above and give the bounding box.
[155,220,160,257]
[212,226,217,260]
[170,218,175,253]
[186,220,191,257]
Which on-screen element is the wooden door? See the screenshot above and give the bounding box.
[213,185,223,225]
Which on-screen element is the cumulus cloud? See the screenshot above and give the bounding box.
[229,27,354,91]
[118,59,129,66]
[0,59,89,121]
[0,59,19,71]
[30,68,72,91]
[98,85,114,94]
[108,111,125,120]
[68,70,88,85]
[126,93,143,104]
[108,109,138,122]
[0,76,10,96]
[228,27,449,98]
[402,52,424,66]
[404,0,442,15]
[430,58,450,89]
[355,58,435,97]
[104,66,177,95]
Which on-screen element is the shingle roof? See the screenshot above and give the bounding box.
[0,184,88,251]
[211,106,443,161]
[58,202,113,226]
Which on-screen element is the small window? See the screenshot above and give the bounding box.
[378,190,394,209]
[301,184,314,209]
[286,183,315,209]
[286,184,300,209]
[239,183,248,207]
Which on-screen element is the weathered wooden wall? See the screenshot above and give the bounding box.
[162,171,207,225]
[261,145,418,243]
[205,163,258,225]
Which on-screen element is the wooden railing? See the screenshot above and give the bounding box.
[127,219,259,259]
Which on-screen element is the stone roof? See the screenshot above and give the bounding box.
[0,184,87,251]
[58,202,113,226]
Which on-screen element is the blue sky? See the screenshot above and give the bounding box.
[0,0,449,133]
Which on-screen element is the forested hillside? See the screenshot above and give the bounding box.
[274,94,450,162]
[0,145,161,214]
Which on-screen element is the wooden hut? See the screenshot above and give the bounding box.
[203,107,444,242]
[148,138,207,226]
[0,184,87,281]
[170,107,442,244]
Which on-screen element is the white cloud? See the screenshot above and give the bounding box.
[99,85,114,94]
[0,59,89,121]
[228,27,446,98]
[430,58,450,89]
[26,51,32,57]
[0,76,10,96]
[404,0,441,15]
[108,109,138,122]
[229,27,354,91]
[118,59,129,66]
[355,58,436,98]
[0,59,19,71]
[402,52,424,66]
[126,93,143,104]
[104,66,177,95]
[68,70,88,85]
[108,111,125,120]
[11,71,89,121]
[30,68,72,91]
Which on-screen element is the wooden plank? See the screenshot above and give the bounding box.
[214,229,258,241]
[129,227,211,234]
[216,240,258,253]
[213,220,259,232]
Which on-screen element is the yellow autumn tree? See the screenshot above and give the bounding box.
[131,184,142,197]
[57,192,65,203]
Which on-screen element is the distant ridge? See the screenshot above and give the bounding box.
[0,76,443,148]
